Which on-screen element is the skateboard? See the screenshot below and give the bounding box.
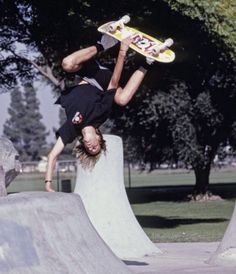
[98,15,175,63]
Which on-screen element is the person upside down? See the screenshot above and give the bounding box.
[45,34,154,192]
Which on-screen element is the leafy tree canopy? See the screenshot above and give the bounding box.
[162,0,236,61]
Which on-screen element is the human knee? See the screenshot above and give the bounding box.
[114,92,128,106]
[114,96,127,106]
[62,57,74,72]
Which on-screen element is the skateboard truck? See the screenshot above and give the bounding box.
[152,38,174,56]
[109,15,131,32]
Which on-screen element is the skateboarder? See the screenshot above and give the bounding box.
[45,34,153,192]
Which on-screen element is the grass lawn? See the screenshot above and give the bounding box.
[7,167,236,192]
[131,199,235,243]
[7,172,77,193]
[124,168,236,187]
[125,168,236,242]
[7,168,236,243]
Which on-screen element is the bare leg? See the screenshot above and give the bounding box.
[114,66,147,106]
[62,46,98,72]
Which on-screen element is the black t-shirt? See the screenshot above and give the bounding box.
[56,59,116,145]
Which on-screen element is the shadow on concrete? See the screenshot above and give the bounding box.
[135,215,228,229]
[123,260,149,266]
[126,183,236,204]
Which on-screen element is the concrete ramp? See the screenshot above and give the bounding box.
[208,202,236,266]
[74,135,161,259]
[0,192,132,274]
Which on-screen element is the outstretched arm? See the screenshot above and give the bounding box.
[107,36,133,90]
[108,36,149,106]
[45,137,65,192]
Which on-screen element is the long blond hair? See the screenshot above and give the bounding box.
[73,129,106,169]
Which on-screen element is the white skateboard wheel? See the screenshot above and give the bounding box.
[152,45,161,56]
[164,38,174,48]
[121,15,130,24]
[109,15,131,32]
[152,38,174,55]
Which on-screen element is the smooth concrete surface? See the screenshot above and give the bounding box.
[0,192,132,274]
[0,137,21,188]
[0,166,7,196]
[74,135,161,259]
[0,137,21,196]
[208,203,236,266]
[127,242,236,274]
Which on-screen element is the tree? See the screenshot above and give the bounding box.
[162,0,236,61]
[110,1,236,199]
[4,83,48,161]
[0,0,109,93]
[21,83,48,161]
[3,86,25,157]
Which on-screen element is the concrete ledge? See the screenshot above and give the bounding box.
[0,192,131,274]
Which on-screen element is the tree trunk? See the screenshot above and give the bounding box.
[190,163,222,201]
[194,165,211,195]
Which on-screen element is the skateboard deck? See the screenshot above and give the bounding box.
[98,15,175,63]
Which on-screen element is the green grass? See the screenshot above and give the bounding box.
[8,167,236,192]
[124,168,236,187]
[124,168,236,242]
[132,199,235,242]
[7,168,236,243]
[7,172,76,193]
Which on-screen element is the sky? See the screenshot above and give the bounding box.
[0,82,60,143]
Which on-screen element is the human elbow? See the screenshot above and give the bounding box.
[47,151,58,163]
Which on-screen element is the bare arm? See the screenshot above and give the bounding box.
[62,46,98,72]
[108,35,148,106]
[107,37,133,90]
[45,137,65,192]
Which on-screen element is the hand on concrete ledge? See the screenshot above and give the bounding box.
[45,181,55,192]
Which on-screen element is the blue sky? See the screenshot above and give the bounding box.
[0,82,60,143]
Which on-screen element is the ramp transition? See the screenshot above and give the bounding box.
[74,135,161,259]
[0,192,132,274]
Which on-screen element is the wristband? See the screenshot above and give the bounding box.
[140,63,151,70]
[95,43,104,53]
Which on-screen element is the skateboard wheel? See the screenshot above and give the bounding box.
[121,15,130,24]
[151,45,161,56]
[164,38,174,48]
[152,38,174,55]
[109,23,118,32]
[109,15,131,32]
